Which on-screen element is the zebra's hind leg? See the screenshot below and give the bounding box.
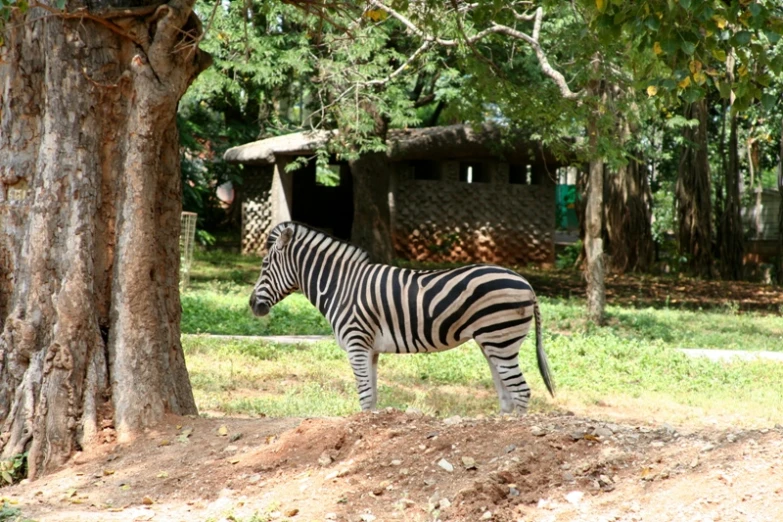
[369,352,380,410]
[347,347,376,411]
[480,349,513,413]
[478,341,532,414]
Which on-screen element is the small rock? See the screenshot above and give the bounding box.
[726,433,737,443]
[565,491,584,505]
[325,514,337,521]
[562,471,575,482]
[444,416,462,426]
[537,498,551,509]
[284,508,299,517]
[504,444,517,453]
[223,445,239,453]
[594,427,613,438]
[599,474,613,485]
[570,430,585,441]
[651,440,664,447]
[423,477,437,486]
[701,443,716,453]
[481,511,493,520]
[229,433,243,442]
[689,457,700,469]
[438,459,454,472]
[461,457,477,470]
[405,407,423,416]
[390,459,402,466]
[418,444,426,451]
[439,498,451,509]
[372,486,384,496]
[530,426,546,437]
[360,515,376,522]
[426,431,439,439]
[508,487,520,497]
[318,452,333,466]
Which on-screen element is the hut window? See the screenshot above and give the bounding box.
[316,164,341,187]
[510,164,539,185]
[459,162,489,183]
[412,160,440,181]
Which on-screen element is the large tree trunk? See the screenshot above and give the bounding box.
[604,116,654,273]
[0,0,210,478]
[676,100,713,277]
[349,152,394,264]
[719,112,745,280]
[585,153,606,325]
[777,122,783,285]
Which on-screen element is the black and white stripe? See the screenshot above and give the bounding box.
[249,222,555,413]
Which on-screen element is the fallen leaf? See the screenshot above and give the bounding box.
[229,457,241,464]
[156,471,168,479]
[218,425,229,437]
[142,496,154,505]
[103,469,116,476]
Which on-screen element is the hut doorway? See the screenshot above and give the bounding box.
[290,159,354,241]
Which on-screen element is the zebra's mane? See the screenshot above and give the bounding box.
[267,221,371,263]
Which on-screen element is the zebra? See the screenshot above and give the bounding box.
[249,221,555,414]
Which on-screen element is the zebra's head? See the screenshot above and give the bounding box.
[249,223,299,317]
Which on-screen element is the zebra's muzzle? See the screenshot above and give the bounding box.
[249,295,270,317]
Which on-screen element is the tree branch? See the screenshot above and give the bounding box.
[369,1,581,100]
[364,40,431,86]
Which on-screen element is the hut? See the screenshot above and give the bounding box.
[223,124,571,266]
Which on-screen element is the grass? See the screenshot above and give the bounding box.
[181,247,783,427]
[183,332,783,427]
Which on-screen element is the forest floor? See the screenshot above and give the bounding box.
[4,407,782,522]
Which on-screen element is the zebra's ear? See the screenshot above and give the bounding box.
[275,225,294,249]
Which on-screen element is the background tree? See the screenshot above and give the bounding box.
[0,0,209,477]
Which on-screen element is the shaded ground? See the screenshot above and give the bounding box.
[5,410,782,522]
[523,268,783,313]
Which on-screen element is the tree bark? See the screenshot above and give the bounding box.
[0,0,210,478]
[719,112,745,280]
[604,115,654,273]
[585,152,606,325]
[676,100,713,277]
[349,152,394,264]
[777,120,783,285]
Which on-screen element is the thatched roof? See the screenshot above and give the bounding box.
[223,124,566,166]
[223,130,335,166]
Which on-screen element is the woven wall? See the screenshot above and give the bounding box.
[241,167,273,255]
[392,162,555,265]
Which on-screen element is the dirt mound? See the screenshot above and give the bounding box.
[4,410,783,521]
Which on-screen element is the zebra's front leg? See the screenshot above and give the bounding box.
[347,347,377,411]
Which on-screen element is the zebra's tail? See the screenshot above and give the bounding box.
[534,298,556,398]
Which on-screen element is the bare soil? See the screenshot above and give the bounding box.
[5,409,783,522]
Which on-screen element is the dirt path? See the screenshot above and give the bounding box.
[4,410,782,522]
